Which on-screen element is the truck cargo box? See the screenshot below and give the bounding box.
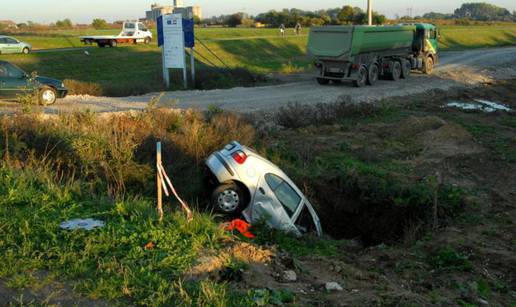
[308,25,416,60]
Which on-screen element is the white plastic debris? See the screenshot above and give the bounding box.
[325,282,344,291]
[446,99,511,113]
[283,270,298,282]
[60,218,105,231]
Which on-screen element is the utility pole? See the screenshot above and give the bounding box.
[367,0,373,26]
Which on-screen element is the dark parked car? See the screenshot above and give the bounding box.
[0,60,67,105]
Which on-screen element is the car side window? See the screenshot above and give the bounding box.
[5,38,17,44]
[264,174,301,217]
[0,38,6,44]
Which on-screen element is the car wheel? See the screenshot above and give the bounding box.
[110,40,117,48]
[145,37,151,44]
[423,56,434,75]
[353,66,367,87]
[22,47,30,54]
[211,183,246,214]
[39,87,57,106]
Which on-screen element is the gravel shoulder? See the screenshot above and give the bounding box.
[1,46,515,114]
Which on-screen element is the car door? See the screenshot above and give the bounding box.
[250,173,303,234]
[5,37,21,54]
[0,62,31,99]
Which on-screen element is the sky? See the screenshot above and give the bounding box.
[2,0,515,24]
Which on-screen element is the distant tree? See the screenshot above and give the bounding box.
[55,18,73,28]
[225,13,243,27]
[193,15,202,25]
[423,12,453,19]
[91,18,108,29]
[454,2,512,21]
[337,5,355,24]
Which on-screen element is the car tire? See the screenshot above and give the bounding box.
[353,66,367,87]
[211,183,246,214]
[39,87,57,106]
[22,48,30,54]
[144,37,151,44]
[423,56,434,75]
[110,40,117,48]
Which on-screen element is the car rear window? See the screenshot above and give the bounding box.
[265,173,301,217]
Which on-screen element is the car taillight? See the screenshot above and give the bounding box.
[232,151,247,164]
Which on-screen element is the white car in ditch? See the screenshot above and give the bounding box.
[205,141,323,237]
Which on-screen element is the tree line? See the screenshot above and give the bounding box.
[203,6,386,28]
[423,3,515,21]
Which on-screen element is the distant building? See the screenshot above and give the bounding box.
[174,6,202,19]
[145,3,174,22]
[145,2,201,22]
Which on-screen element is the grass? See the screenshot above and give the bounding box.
[1,24,514,96]
[0,80,514,304]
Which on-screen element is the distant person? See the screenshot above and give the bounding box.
[279,24,286,37]
[295,22,302,35]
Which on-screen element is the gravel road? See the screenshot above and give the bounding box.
[2,46,515,114]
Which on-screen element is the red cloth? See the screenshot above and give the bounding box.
[224,219,255,239]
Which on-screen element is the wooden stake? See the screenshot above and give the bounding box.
[157,142,163,222]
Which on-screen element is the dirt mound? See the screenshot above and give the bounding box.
[417,122,484,161]
[185,241,274,281]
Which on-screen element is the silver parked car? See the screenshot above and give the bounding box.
[205,141,323,236]
[0,36,32,54]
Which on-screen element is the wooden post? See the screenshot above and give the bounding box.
[157,142,163,222]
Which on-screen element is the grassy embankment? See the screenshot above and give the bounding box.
[1,80,515,305]
[0,25,515,96]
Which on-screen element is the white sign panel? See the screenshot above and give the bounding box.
[162,14,185,69]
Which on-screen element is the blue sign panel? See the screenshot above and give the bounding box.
[182,18,195,48]
[157,15,164,47]
[158,16,195,48]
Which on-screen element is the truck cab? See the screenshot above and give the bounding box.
[414,23,439,72]
[120,22,152,40]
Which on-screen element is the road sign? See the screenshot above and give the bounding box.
[161,14,186,69]
[157,14,196,88]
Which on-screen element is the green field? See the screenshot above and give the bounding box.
[1,25,515,96]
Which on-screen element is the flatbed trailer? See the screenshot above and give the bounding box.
[80,21,153,48]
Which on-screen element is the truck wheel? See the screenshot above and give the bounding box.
[353,66,367,87]
[389,61,401,81]
[39,87,57,106]
[401,60,411,79]
[316,78,330,85]
[110,40,117,48]
[211,183,246,214]
[367,64,379,86]
[423,57,434,75]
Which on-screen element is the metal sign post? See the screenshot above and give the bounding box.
[158,14,188,89]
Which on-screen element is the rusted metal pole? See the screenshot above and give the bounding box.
[157,142,163,222]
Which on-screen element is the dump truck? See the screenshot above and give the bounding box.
[307,23,439,87]
[80,21,152,48]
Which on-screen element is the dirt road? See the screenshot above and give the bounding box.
[2,47,515,114]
